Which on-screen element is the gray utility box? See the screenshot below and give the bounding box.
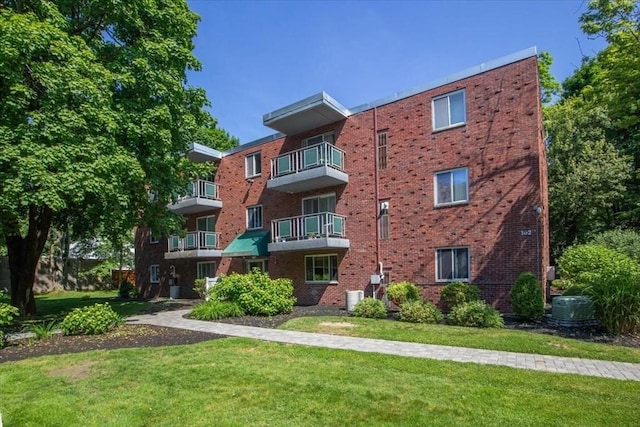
[549,296,597,327]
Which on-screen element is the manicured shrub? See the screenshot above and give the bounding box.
[352,297,387,319]
[210,271,296,316]
[118,280,137,299]
[447,300,504,328]
[590,229,640,264]
[386,281,420,306]
[191,300,244,321]
[510,272,544,320]
[60,303,123,335]
[440,282,480,308]
[398,300,443,324]
[557,244,640,286]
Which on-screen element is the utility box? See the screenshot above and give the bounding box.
[346,290,365,312]
[550,296,596,327]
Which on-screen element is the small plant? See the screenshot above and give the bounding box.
[584,272,640,335]
[440,282,480,309]
[0,302,19,327]
[510,272,544,320]
[118,280,137,299]
[0,330,6,348]
[386,281,420,306]
[29,320,58,339]
[352,297,387,319]
[398,300,443,324]
[447,300,504,328]
[191,300,244,321]
[60,303,123,335]
[193,278,208,299]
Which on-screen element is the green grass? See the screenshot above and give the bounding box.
[278,316,640,364]
[33,290,152,319]
[1,338,639,426]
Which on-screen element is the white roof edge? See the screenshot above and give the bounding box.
[190,142,223,160]
[262,91,350,125]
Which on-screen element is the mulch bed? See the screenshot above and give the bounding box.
[2,303,638,364]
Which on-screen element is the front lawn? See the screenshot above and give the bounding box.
[279,316,640,363]
[1,338,639,426]
[32,290,152,319]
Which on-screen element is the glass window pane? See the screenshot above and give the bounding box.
[433,97,449,129]
[437,173,452,204]
[438,249,453,280]
[453,169,468,202]
[454,248,469,280]
[449,92,465,124]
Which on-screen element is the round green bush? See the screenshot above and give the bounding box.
[557,244,640,286]
[352,297,387,319]
[510,272,544,320]
[386,281,420,306]
[118,279,135,299]
[447,300,504,328]
[590,229,640,264]
[440,282,480,308]
[60,303,123,335]
[0,302,19,327]
[398,300,443,324]
[191,300,244,320]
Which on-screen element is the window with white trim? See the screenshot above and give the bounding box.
[436,247,469,282]
[302,132,335,147]
[247,205,263,230]
[245,152,261,178]
[150,265,160,284]
[379,200,390,240]
[197,262,216,279]
[435,167,468,206]
[432,90,466,131]
[305,254,338,283]
[246,259,267,273]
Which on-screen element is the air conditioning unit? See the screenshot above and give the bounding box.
[549,296,597,327]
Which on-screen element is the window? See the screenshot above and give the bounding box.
[377,131,388,170]
[379,200,390,240]
[303,132,335,147]
[246,259,267,273]
[197,262,216,279]
[302,193,336,215]
[245,152,261,178]
[247,205,263,230]
[432,90,466,131]
[434,168,468,206]
[436,247,469,282]
[197,215,216,232]
[150,265,160,284]
[305,254,338,283]
[149,229,159,244]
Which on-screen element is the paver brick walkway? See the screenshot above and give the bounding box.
[127,309,640,382]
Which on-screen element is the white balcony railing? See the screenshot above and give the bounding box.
[177,179,220,202]
[270,143,345,178]
[167,231,220,252]
[271,212,346,242]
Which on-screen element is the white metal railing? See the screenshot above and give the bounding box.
[167,231,220,252]
[176,179,220,201]
[270,143,345,178]
[271,212,346,242]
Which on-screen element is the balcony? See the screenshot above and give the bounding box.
[267,143,348,193]
[164,231,223,259]
[268,212,349,252]
[168,179,222,214]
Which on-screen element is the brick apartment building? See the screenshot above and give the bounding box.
[135,47,549,311]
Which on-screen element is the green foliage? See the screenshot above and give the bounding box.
[440,282,480,308]
[190,300,244,321]
[557,244,640,285]
[583,272,640,335]
[29,320,58,339]
[0,302,20,327]
[386,281,420,306]
[193,278,208,300]
[562,286,587,296]
[59,303,122,335]
[352,298,387,319]
[537,51,561,104]
[510,272,544,320]
[589,229,640,264]
[447,300,504,328]
[398,300,443,324]
[118,280,136,299]
[210,271,296,316]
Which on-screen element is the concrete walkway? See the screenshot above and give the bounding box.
[126,309,640,382]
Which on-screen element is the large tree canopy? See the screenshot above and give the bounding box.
[0,0,227,314]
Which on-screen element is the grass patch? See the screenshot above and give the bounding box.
[279,316,640,364]
[0,338,639,426]
[33,291,152,320]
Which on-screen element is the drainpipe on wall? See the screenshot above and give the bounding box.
[373,107,381,298]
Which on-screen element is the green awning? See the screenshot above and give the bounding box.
[222,230,270,258]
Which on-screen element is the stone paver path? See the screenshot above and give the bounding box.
[127,309,640,382]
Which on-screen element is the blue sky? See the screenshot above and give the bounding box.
[186,0,606,144]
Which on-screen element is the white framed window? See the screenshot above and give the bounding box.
[436,247,469,282]
[245,151,261,178]
[305,254,338,283]
[434,167,468,206]
[379,200,390,240]
[432,89,466,131]
[302,132,335,147]
[150,265,160,284]
[247,205,263,230]
[149,229,159,244]
[197,261,216,279]
[197,215,216,232]
[302,193,336,215]
[245,259,267,273]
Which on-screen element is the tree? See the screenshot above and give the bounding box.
[0,1,226,314]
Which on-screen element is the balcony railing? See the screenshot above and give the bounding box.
[270,143,345,178]
[177,179,220,201]
[167,231,220,252]
[271,212,346,242]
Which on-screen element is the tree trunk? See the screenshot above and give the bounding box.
[7,205,53,316]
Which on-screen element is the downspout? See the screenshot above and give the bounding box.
[373,107,381,297]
